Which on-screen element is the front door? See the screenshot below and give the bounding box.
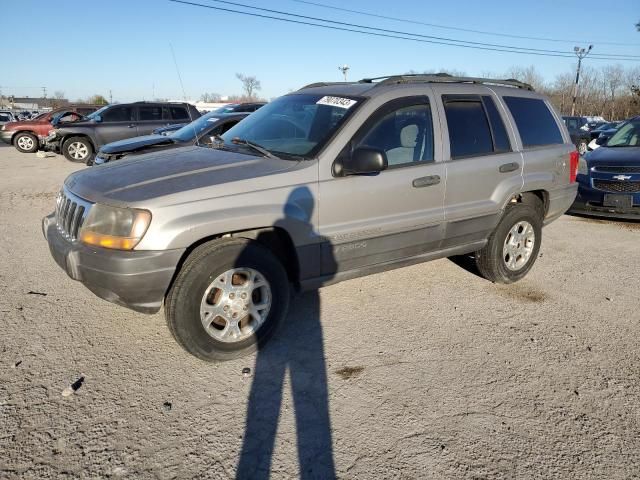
[318,95,446,276]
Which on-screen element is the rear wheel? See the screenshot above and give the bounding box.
[165,238,290,361]
[14,132,38,153]
[62,136,93,163]
[475,202,543,284]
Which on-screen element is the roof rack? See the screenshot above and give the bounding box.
[359,73,534,91]
[299,73,533,92]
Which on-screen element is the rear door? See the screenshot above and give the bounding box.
[318,94,446,275]
[436,87,523,247]
[98,105,137,145]
[137,105,165,135]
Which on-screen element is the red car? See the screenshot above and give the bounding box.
[0,105,101,153]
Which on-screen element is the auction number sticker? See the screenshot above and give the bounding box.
[207,117,220,122]
[316,96,357,109]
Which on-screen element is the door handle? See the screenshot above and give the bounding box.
[128,124,136,128]
[412,175,441,188]
[499,162,520,173]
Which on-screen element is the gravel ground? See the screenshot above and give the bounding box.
[1,143,639,479]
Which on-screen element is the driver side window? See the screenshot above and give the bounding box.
[356,102,434,167]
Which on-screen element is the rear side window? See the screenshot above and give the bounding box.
[139,106,162,121]
[504,97,563,147]
[102,106,133,122]
[482,96,511,153]
[170,107,190,121]
[443,97,493,158]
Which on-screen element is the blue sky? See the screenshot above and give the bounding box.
[3,0,639,102]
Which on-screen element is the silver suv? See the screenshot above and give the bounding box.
[43,74,578,361]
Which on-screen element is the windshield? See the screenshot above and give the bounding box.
[85,105,110,120]
[219,93,362,158]
[606,120,640,147]
[171,112,224,142]
[213,105,238,114]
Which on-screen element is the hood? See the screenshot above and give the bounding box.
[100,134,174,154]
[585,146,640,165]
[5,119,50,129]
[65,145,301,205]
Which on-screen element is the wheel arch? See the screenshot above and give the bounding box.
[164,226,301,302]
[11,130,38,144]
[504,189,549,217]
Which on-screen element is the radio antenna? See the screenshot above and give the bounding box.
[170,43,187,101]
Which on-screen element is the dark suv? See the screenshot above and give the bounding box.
[562,116,593,154]
[45,102,200,162]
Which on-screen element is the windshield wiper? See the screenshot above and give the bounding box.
[231,137,279,159]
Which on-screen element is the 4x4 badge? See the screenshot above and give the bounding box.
[613,175,632,181]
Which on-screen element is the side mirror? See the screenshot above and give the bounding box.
[596,135,609,146]
[338,147,388,176]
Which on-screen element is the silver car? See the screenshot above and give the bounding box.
[43,74,578,361]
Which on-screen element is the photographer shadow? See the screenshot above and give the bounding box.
[236,186,337,480]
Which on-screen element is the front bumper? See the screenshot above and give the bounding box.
[42,214,185,314]
[568,174,640,219]
[0,130,14,144]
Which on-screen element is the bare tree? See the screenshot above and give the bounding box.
[53,90,65,100]
[505,65,545,91]
[235,73,261,100]
[200,92,222,102]
[603,65,625,119]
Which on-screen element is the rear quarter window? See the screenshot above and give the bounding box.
[503,96,563,148]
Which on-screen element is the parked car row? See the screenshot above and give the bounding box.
[569,116,640,220]
[0,105,102,152]
[43,73,581,360]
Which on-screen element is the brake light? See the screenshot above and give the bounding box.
[569,151,579,183]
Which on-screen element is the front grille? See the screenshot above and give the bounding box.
[593,179,640,193]
[55,189,92,240]
[593,166,640,173]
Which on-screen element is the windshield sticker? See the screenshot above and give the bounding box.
[316,96,357,109]
[207,117,220,122]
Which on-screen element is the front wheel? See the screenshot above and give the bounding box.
[62,136,93,163]
[475,203,542,284]
[14,132,39,153]
[165,238,290,361]
[577,140,588,155]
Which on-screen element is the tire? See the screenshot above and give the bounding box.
[475,202,543,284]
[577,140,588,155]
[165,238,290,361]
[62,136,93,163]
[14,132,38,153]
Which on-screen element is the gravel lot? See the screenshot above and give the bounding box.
[1,143,639,479]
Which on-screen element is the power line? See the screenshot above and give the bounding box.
[197,0,640,58]
[169,0,640,61]
[292,0,640,47]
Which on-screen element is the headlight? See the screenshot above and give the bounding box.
[577,157,589,176]
[79,204,151,250]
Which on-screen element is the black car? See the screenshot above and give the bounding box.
[45,102,201,163]
[570,117,640,219]
[562,116,592,154]
[212,102,266,114]
[93,112,249,165]
[589,121,622,140]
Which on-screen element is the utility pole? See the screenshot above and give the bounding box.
[338,64,350,82]
[109,90,113,104]
[571,45,592,116]
[42,86,47,109]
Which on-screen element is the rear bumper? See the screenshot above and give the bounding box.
[544,183,578,225]
[42,214,184,314]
